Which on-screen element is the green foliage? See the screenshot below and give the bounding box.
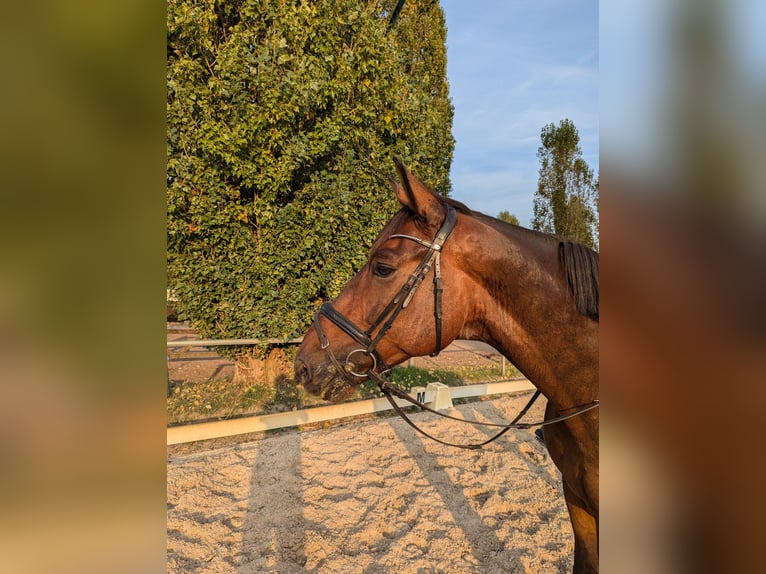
[532,119,599,249]
[497,210,520,226]
[167,0,454,357]
[354,366,463,399]
[389,366,463,388]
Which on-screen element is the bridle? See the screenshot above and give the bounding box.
[313,203,599,449]
[314,204,458,386]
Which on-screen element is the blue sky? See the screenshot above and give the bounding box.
[440,0,599,226]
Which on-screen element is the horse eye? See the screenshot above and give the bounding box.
[372,263,395,278]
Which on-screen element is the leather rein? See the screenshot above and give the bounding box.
[313,204,599,450]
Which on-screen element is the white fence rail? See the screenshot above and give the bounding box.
[167,379,535,445]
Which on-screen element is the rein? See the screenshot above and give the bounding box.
[371,368,600,450]
[313,203,599,449]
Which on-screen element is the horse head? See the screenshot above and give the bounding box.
[294,159,470,401]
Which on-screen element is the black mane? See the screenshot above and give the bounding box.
[558,241,599,321]
[442,195,473,215]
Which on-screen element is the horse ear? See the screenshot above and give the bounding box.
[392,157,445,228]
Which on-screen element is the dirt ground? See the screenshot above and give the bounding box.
[167,325,574,572]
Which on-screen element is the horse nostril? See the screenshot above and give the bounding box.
[295,359,311,385]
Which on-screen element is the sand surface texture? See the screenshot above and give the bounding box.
[167,393,574,573]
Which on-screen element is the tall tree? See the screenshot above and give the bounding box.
[166,0,454,368]
[532,119,598,249]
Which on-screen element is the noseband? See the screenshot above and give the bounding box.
[313,205,458,386]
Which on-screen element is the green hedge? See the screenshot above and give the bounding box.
[167,0,454,357]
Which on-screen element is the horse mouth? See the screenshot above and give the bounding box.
[294,359,360,402]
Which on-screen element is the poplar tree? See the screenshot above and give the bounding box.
[532,119,598,249]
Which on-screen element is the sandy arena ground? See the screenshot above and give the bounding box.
[167,392,574,573]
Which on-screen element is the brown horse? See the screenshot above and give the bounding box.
[295,159,599,573]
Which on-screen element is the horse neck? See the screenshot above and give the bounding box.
[457,217,598,409]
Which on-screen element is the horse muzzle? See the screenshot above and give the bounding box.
[294,353,371,402]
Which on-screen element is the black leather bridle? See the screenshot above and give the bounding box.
[313,204,458,386]
[312,203,599,449]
